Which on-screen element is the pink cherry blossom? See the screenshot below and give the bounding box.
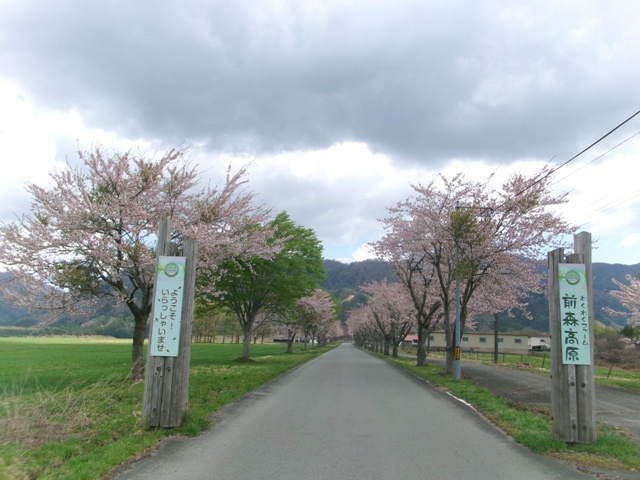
[0,146,274,379]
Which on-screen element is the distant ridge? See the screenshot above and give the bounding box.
[320,259,640,331]
[1,260,639,334]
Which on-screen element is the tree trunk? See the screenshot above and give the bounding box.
[493,313,499,364]
[445,348,454,373]
[392,341,399,357]
[286,328,296,353]
[416,324,427,366]
[242,326,252,361]
[131,314,148,381]
[383,337,390,356]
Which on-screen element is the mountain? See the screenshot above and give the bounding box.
[1,260,638,335]
[321,259,397,323]
[0,272,51,326]
[321,260,640,332]
[0,271,131,336]
[321,259,396,292]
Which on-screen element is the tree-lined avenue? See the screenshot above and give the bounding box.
[116,344,590,480]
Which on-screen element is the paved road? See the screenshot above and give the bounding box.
[116,344,595,480]
[441,359,640,443]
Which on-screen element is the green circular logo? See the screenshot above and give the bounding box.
[164,262,180,278]
[565,269,581,285]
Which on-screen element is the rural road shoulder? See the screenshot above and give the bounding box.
[435,358,640,444]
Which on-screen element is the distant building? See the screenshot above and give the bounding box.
[402,331,531,355]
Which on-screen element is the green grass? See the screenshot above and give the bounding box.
[0,338,335,480]
[381,353,640,473]
[419,350,640,392]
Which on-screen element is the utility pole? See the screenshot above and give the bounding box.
[453,202,492,381]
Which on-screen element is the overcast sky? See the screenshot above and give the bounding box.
[1,0,640,264]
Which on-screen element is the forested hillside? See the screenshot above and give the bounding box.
[320,260,640,332]
[2,260,639,335]
[321,259,397,322]
[321,259,396,292]
[0,272,131,337]
[477,262,640,332]
[0,272,48,326]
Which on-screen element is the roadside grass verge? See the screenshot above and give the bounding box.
[0,338,335,480]
[417,350,640,392]
[382,354,640,473]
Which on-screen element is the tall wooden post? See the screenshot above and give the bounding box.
[548,231,596,443]
[143,218,197,428]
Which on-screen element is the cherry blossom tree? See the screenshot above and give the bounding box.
[468,252,546,362]
[323,319,347,345]
[347,306,383,352]
[0,146,272,380]
[361,280,416,357]
[272,289,336,353]
[374,167,572,372]
[370,237,442,365]
[608,275,640,328]
[273,309,301,354]
[296,289,337,349]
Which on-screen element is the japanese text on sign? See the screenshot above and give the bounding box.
[558,264,591,365]
[149,256,186,357]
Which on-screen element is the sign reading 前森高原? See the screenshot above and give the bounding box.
[558,263,591,365]
[149,256,186,357]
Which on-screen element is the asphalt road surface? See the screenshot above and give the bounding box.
[116,344,596,480]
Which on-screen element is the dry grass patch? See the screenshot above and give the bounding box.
[0,376,131,448]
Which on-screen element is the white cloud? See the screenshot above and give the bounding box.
[337,242,376,264]
[212,142,422,262]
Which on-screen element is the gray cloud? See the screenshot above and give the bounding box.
[3,1,639,168]
[3,1,640,263]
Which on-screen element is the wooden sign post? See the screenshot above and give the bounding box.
[143,218,197,428]
[548,231,596,443]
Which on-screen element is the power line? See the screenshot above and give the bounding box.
[553,109,640,172]
[575,188,640,226]
[559,130,640,227]
[509,108,640,201]
[551,130,640,187]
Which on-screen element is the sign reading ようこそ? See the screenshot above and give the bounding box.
[149,256,186,357]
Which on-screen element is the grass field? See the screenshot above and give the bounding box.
[2,338,638,478]
[0,337,335,480]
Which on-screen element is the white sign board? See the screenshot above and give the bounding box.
[149,256,186,357]
[558,263,591,365]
